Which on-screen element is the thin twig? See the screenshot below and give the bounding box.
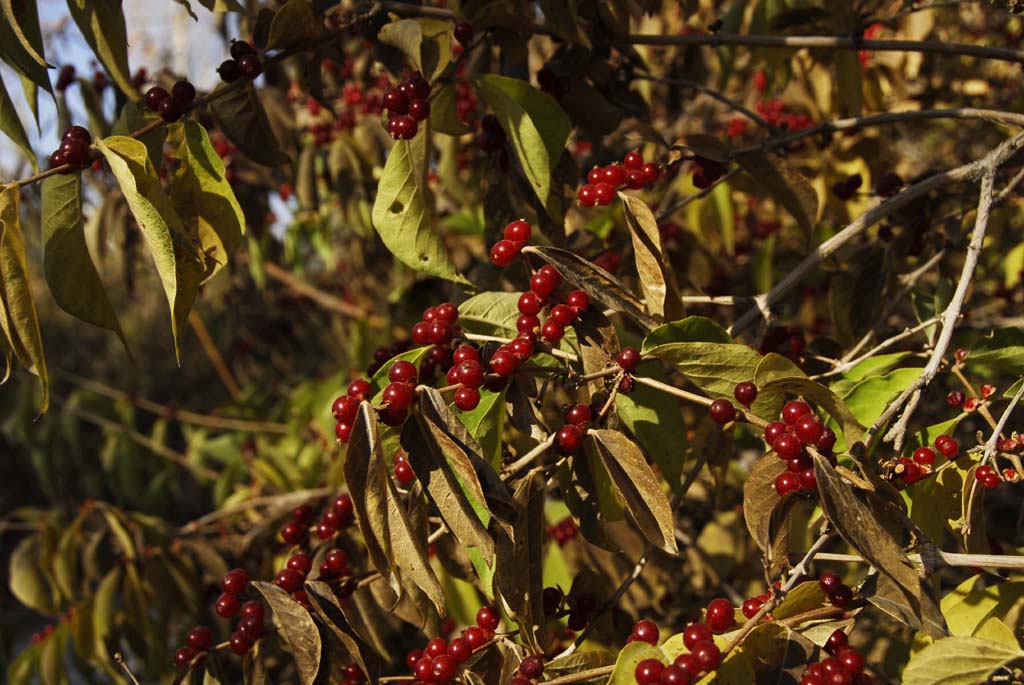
[114,652,142,685]
[189,311,242,400]
[963,378,1024,536]
[799,547,1024,570]
[501,434,556,478]
[812,317,940,380]
[264,262,368,319]
[635,74,778,132]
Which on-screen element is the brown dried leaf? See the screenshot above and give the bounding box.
[735,151,818,237]
[523,245,658,331]
[343,402,445,617]
[861,572,949,638]
[619,192,684,322]
[587,429,678,554]
[741,623,820,685]
[305,581,380,680]
[743,455,796,573]
[251,581,322,685]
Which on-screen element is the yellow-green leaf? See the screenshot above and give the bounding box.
[902,637,1023,685]
[41,174,127,350]
[96,136,204,361]
[0,62,36,169]
[66,0,136,97]
[0,184,47,410]
[378,18,452,84]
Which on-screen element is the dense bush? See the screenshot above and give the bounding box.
[3,1,1024,684]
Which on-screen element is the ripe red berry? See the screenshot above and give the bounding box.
[449,637,472,663]
[567,290,590,311]
[817,427,837,452]
[238,54,262,79]
[577,184,598,207]
[795,414,824,444]
[764,421,787,446]
[324,549,348,575]
[602,164,627,187]
[774,433,803,460]
[782,400,812,425]
[489,349,519,376]
[454,386,481,411]
[280,520,305,544]
[934,434,958,458]
[490,239,518,267]
[221,568,250,595]
[799,468,818,490]
[691,640,722,671]
[394,459,415,484]
[348,379,372,400]
[976,464,1000,488]
[617,347,641,371]
[218,59,242,83]
[825,629,848,655]
[641,163,661,184]
[187,625,213,650]
[415,656,433,681]
[453,344,478,364]
[238,615,263,640]
[518,291,543,315]
[734,381,758,406]
[287,553,312,575]
[215,593,240,618]
[383,88,408,114]
[838,648,865,675]
[705,598,735,633]
[240,601,264,620]
[593,182,615,205]
[682,622,713,650]
[229,631,253,655]
[172,80,196,104]
[541,320,565,343]
[550,304,577,327]
[530,271,559,299]
[158,96,184,122]
[631,619,659,645]
[517,314,540,334]
[775,471,800,496]
[274,568,303,593]
[912,447,936,466]
[174,646,196,668]
[389,360,418,384]
[432,654,458,681]
[332,395,359,423]
[741,597,764,619]
[519,655,544,678]
[408,99,431,121]
[818,571,842,593]
[60,136,90,166]
[634,658,665,685]
[709,399,736,425]
[587,167,603,184]
[383,381,415,411]
[504,219,532,243]
[145,86,169,111]
[476,606,500,630]
[454,21,474,44]
[392,114,418,140]
[623,150,644,169]
[625,170,646,190]
[407,649,424,669]
[510,336,534,359]
[565,403,591,427]
[464,625,488,649]
[660,664,690,685]
[556,424,584,454]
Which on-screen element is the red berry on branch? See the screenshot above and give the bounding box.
[218,59,242,83]
[490,239,518,267]
[782,400,812,425]
[709,399,736,425]
[187,625,213,650]
[691,640,722,671]
[172,80,196,104]
[631,619,659,645]
[567,290,590,311]
[617,347,641,371]
[705,598,735,633]
[934,434,958,458]
[504,219,532,243]
[734,381,758,406]
[174,646,196,668]
[229,631,253,655]
[634,658,664,685]
[215,593,240,618]
[623,150,644,170]
[556,424,584,454]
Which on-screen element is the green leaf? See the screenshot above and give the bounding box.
[456,387,506,470]
[616,372,686,497]
[428,84,472,136]
[838,368,922,430]
[608,642,665,685]
[971,327,1024,374]
[251,581,322,685]
[169,120,246,281]
[111,100,166,174]
[472,74,570,206]
[0,184,47,411]
[378,18,452,84]
[902,637,1023,685]
[9,536,55,614]
[735,151,818,237]
[92,567,120,661]
[773,581,826,620]
[66,0,136,97]
[942,581,1024,638]
[587,429,678,554]
[266,0,320,50]
[0,72,35,169]
[41,175,127,349]
[1,0,47,67]
[96,136,204,361]
[642,316,732,351]
[209,82,289,166]
[458,291,520,337]
[371,133,468,284]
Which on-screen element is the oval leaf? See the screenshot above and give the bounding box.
[378,18,452,84]
[266,0,320,50]
[902,637,1023,685]
[619,192,683,322]
[251,581,322,685]
[209,82,289,166]
[66,0,136,96]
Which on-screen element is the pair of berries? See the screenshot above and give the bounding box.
[831,174,863,201]
[489,219,533,267]
[384,74,431,140]
[577,150,662,207]
[819,572,855,609]
[545,517,579,545]
[218,40,262,83]
[173,625,213,668]
[49,126,92,171]
[799,630,873,684]
[144,80,197,122]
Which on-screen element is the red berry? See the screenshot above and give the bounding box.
[335,421,353,443]
[383,88,408,114]
[587,167,603,184]
[641,163,661,184]
[453,344,478,364]
[229,631,253,655]
[774,433,803,460]
[634,658,665,685]
[476,606,500,630]
[489,349,519,376]
[510,336,534,359]
[415,656,433,680]
[816,427,837,452]
[741,597,763,619]
[394,459,415,484]
[912,447,936,466]
[946,390,966,408]
[626,170,646,190]
[412,321,431,344]
[531,271,559,299]
[819,572,842,593]
[238,615,263,640]
[541,320,565,343]
[617,347,641,371]
[172,80,196,104]
[623,150,644,170]
[594,182,615,205]
[174,646,196,668]
[709,399,736,425]
[504,219,532,243]
[705,598,735,633]
[464,625,488,649]
[602,164,626,187]
[348,379,372,400]
[221,568,249,595]
[519,291,543,315]
[287,553,312,576]
[799,468,818,490]
[187,625,213,650]
[782,400,812,425]
[456,360,485,388]
[215,593,240,618]
[825,629,848,655]
[550,304,577,327]
[392,114,418,140]
[976,464,999,488]
[691,640,722,671]
[660,664,691,685]
[454,386,481,411]
[454,21,474,44]
[631,619,659,645]
[764,421,787,446]
[407,650,424,669]
[673,654,699,681]
[238,54,262,79]
[316,521,336,539]
[229,39,255,60]
[517,314,540,334]
[432,654,457,681]
[449,637,472,662]
[218,59,242,82]
[519,656,544,679]
[566,403,591,427]
[556,424,584,454]
[734,381,758,406]
[682,622,712,650]
[490,239,518,266]
[838,648,865,675]
[280,520,305,544]
[241,601,264,620]
[145,86,169,111]
[389,360,418,384]
[332,395,359,422]
[828,584,853,608]
[158,96,185,122]
[775,471,800,495]
[567,290,590,311]
[934,434,958,458]
[795,414,824,444]
[274,568,303,593]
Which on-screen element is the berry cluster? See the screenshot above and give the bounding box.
[762,398,836,496]
[384,73,431,140]
[798,629,873,685]
[453,82,479,125]
[218,40,262,83]
[208,568,266,656]
[831,174,863,201]
[173,624,214,668]
[444,345,486,411]
[144,79,196,123]
[280,494,355,543]
[691,156,727,190]
[818,572,855,609]
[891,434,958,487]
[489,219,533,267]
[577,150,662,207]
[404,607,499,685]
[632,614,725,685]
[545,516,580,546]
[753,100,814,133]
[48,126,92,171]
